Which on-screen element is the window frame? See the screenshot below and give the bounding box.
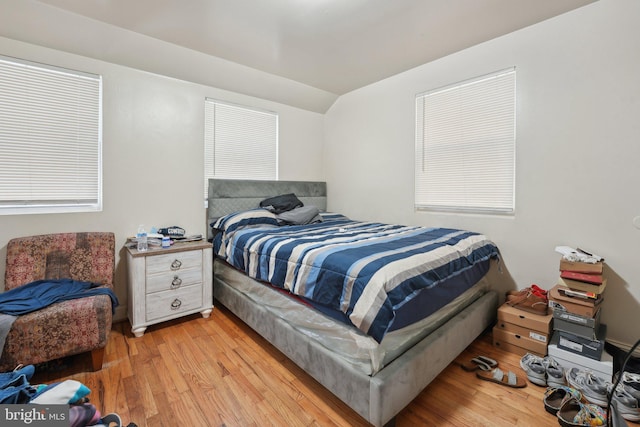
[0,55,103,216]
[203,98,279,204]
[414,67,516,215]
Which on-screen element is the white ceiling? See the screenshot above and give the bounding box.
[0,0,596,112]
[33,0,595,95]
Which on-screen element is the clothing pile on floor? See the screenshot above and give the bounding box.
[0,364,136,427]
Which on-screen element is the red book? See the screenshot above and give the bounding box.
[560,270,603,284]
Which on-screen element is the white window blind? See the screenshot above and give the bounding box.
[415,68,515,213]
[204,99,278,199]
[0,55,102,215]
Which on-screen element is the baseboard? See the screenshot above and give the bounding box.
[113,305,127,323]
[607,337,640,358]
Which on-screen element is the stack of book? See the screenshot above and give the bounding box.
[549,258,607,361]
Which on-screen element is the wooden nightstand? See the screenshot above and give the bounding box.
[125,240,213,337]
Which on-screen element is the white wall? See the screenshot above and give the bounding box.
[1,0,638,349]
[324,0,640,348]
[0,0,337,114]
[0,37,325,320]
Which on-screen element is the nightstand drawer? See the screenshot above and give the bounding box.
[145,285,203,321]
[146,250,202,275]
[146,268,202,294]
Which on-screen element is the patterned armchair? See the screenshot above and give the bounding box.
[0,232,115,371]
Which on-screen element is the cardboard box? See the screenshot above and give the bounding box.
[555,285,604,304]
[492,338,545,357]
[553,307,601,328]
[559,259,604,274]
[548,335,613,382]
[556,325,607,361]
[496,321,549,344]
[560,270,604,285]
[492,326,547,356]
[548,285,602,317]
[557,277,607,294]
[497,303,553,334]
[553,308,601,340]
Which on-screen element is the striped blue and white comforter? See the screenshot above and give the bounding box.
[213,212,499,342]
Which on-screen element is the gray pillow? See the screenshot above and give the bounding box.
[277,206,322,225]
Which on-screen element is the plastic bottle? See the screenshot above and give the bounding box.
[137,224,148,251]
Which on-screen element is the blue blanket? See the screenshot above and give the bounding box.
[214,213,498,342]
[0,279,119,360]
[0,279,118,316]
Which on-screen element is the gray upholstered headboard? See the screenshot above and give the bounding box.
[207,179,327,239]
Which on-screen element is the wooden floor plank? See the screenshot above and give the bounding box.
[30,307,558,427]
[170,390,212,427]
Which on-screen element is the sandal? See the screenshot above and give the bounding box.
[476,368,526,388]
[557,397,607,426]
[459,355,498,372]
[544,386,582,415]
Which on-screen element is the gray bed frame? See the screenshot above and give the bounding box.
[207,178,498,427]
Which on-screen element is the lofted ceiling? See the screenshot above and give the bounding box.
[1,0,597,112]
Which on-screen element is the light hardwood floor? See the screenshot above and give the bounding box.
[32,306,556,427]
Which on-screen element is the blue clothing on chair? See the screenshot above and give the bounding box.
[0,278,119,316]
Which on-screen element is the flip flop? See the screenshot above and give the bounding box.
[459,355,498,372]
[476,368,526,388]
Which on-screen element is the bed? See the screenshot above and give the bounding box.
[207,178,499,427]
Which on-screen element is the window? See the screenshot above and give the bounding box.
[415,68,515,214]
[0,55,102,215]
[204,99,278,201]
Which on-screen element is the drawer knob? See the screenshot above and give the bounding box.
[171,259,182,270]
[170,299,182,310]
[171,276,182,289]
